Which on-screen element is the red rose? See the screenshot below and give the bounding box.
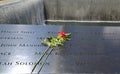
[58,32,66,38]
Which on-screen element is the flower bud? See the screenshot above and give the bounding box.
[57,32,66,38]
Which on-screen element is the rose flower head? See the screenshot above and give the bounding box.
[57,32,66,38]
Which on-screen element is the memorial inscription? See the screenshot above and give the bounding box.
[0,25,120,74]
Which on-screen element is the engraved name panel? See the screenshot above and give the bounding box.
[0,25,120,74]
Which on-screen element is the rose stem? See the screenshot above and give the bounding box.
[37,48,54,74]
[31,47,50,74]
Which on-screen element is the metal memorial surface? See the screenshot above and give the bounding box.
[0,25,120,74]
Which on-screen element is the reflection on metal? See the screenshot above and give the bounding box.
[0,25,120,73]
[0,0,44,25]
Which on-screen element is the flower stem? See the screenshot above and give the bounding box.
[31,47,50,74]
[37,48,54,74]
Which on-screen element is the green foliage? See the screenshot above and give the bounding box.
[42,33,71,48]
